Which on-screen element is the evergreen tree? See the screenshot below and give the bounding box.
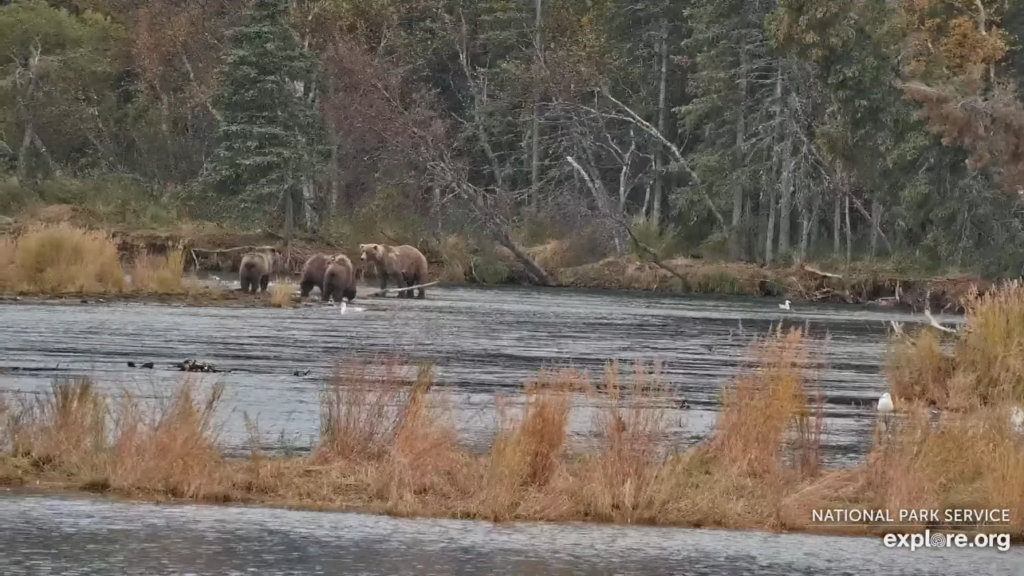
[208,0,326,226]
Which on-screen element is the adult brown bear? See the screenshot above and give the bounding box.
[359,243,429,299]
[238,248,279,294]
[322,254,357,303]
[300,253,331,298]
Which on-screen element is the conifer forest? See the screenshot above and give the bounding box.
[3,0,1024,278]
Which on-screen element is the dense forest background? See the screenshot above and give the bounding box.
[3,0,1024,279]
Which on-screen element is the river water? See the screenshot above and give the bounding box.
[0,284,959,465]
[3,286,1014,575]
[1,491,1020,575]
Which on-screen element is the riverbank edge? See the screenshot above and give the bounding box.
[1,217,988,311]
[0,468,1007,543]
[0,254,986,313]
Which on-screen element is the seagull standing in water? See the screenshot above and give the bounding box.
[779,300,792,311]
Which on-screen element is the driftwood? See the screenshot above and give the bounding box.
[923,309,958,334]
[371,281,440,297]
[801,263,843,279]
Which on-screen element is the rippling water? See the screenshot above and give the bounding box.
[0,492,1019,575]
[0,284,961,465]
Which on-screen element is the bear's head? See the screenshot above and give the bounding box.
[359,243,386,263]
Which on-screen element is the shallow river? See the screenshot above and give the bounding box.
[1,284,959,465]
[1,491,1020,575]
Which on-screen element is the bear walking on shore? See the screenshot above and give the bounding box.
[300,253,332,298]
[323,254,357,303]
[359,243,429,299]
[238,248,279,294]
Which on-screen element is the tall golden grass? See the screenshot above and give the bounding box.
[0,223,192,295]
[886,280,1024,410]
[1,324,1021,537]
[268,283,296,307]
[0,223,126,293]
[130,250,186,293]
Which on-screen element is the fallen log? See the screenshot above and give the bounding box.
[801,263,843,279]
[370,281,440,297]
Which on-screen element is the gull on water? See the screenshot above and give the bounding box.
[338,301,366,315]
[779,300,792,311]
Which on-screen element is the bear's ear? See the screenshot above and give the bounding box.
[358,244,367,251]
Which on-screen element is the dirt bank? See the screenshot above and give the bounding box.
[1,209,989,312]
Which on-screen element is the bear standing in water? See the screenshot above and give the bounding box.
[358,243,429,299]
[300,253,331,298]
[322,254,357,303]
[238,248,279,294]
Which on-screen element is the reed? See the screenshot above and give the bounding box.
[130,250,186,293]
[885,280,1024,409]
[0,223,126,294]
[1,325,1021,538]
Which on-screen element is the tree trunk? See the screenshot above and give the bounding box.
[833,193,841,256]
[651,17,669,227]
[777,142,795,261]
[301,178,315,230]
[329,141,341,215]
[495,230,553,286]
[844,192,852,264]
[801,191,821,261]
[870,199,881,259]
[529,0,543,207]
[730,41,748,260]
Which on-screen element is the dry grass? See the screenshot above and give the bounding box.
[0,224,221,297]
[130,250,186,293]
[268,282,296,307]
[0,223,126,294]
[885,280,1024,410]
[1,323,1022,538]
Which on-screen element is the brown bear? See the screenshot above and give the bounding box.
[300,253,331,298]
[238,248,279,294]
[322,254,357,303]
[359,243,429,299]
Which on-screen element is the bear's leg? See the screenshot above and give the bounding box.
[402,276,416,299]
[344,288,356,303]
[240,277,249,293]
[300,279,314,298]
[259,274,270,293]
[379,271,389,295]
[321,282,332,302]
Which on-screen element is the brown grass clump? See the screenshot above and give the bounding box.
[885,280,1024,409]
[130,250,186,293]
[0,223,126,294]
[713,326,823,478]
[1,377,228,499]
[885,330,954,408]
[863,405,1024,530]
[268,282,296,307]
[2,323,1022,539]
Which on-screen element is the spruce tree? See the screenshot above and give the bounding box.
[208,0,325,224]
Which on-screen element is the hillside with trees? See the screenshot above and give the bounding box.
[2,0,1024,283]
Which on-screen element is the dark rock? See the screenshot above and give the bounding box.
[127,361,136,368]
[141,362,154,369]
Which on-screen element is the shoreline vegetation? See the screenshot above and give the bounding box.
[2,285,1023,539]
[0,214,989,312]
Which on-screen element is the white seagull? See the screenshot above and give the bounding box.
[877,392,894,433]
[338,301,365,315]
[1011,406,1024,434]
[877,392,894,414]
[779,300,792,311]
